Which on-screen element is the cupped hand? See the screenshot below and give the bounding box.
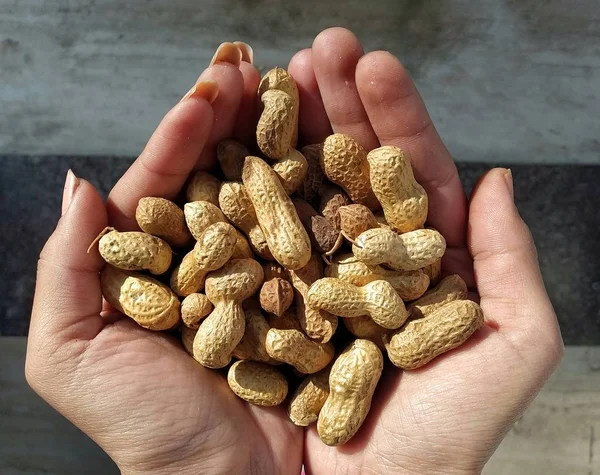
[26,30,564,475]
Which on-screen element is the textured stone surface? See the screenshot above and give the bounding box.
[0,157,598,343]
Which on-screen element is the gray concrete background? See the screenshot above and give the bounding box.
[1,0,599,163]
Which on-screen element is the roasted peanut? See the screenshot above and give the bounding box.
[407,274,468,320]
[242,156,311,270]
[318,184,351,230]
[273,149,308,194]
[293,198,342,255]
[136,197,192,247]
[337,204,379,242]
[217,139,249,182]
[385,299,484,369]
[233,306,278,364]
[170,222,237,297]
[259,277,294,317]
[325,253,430,301]
[227,360,288,406]
[218,182,274,260]
[231,230,255,259]
[368,146,428,232]
[288,253,338,343]
[181,293,214,329]
[288,367,331,426]
[183,201,227,240]
[100,266,180,331]
[98,228,172,275]
[317,339,383,446]
[343,316,388,349]
[265,328,334,374]
[353,228,446,271]
[186,171,221,206]
[321,134,380,210]
[193,259,264,368]
[307,278,407,330]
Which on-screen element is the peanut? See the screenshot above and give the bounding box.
[100,265,180,331]
[368,146,428,232]
[242,156,311,270]
[317,339,383,446]
[288,367,331,426]
[297,144,325,204]
[423,258,442,287]
[318,184,351,230]
[170,222,237,297]
[217,139,249,182]
[98,228,172,275]
[193,258,264,368]
[353,228,446,271]
[232,306,278,364]
[231,230,255,259]
[265,328,334,374]
[343,316,388,348]
[218,182,274,260]
[307,278,407,330]
[385,299,484,369]
[272,148,308,194]
[407,274,468,320]
[136,197,192,247]
[293,198,341,255]
[337,204,379,242]
[288,253,338,343]
[186,171,221,206]
[181,293,213,329]
[259,277,294,317]
[325,253,430,301]
[183,201,227,240]
[257,67,299,156]
[181,326,197,355]
[227,360,288,406]
[321,134,380,210]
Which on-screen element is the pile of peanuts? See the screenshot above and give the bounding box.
[96,67,484,446]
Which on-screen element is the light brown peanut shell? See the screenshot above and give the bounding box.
[273,149,308,195]
[318,184,351,230]
[232,307,277,364]
[186,171,221,205]
[136,197,192,247]
[184,201,227,240]
[337,204,379,242]
[385,299,484,369]
[170,251,206,297]
[317,339,383,446]
[98,229,172,275]
[242,156,311,270]
[231,230,254,259]
[259,277,294,317]
[227,360,288,406]
[321,134,380,210]
[218,182,273,260]
[307,278,407,330]
[407,274,468,320]
[204,258,264,303]
[100,266,180,331]
[325,253,430,301]
[217,139,249,181]
[288,367,331,426]
[343,316,388,349]
[368,146,428,232]
[353,228,446,271]
[181,326,197,355]
[257,89,296,160]
[293,198,341,255]
[423,258,442,287]
[181,293,214,329]
[265,328,334,374]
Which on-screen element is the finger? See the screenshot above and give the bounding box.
[107,86,216,230]
[232,61,261,147]
[469,168,563,361]
[196,63,245,170]
[312,28,379,151]
[288,48,332,145]
[30,173,108,345]
[355,51,468,249]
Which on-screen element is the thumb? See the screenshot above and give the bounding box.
[29,171,108,348]
[468,168,563,369]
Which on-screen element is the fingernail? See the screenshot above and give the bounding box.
[504,168,514,200]
[234,41,254,64]
[210,42,242,67]
[62,169,80,216]
[180,80,219,104]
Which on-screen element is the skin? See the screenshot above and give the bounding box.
[26,28,563,475]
